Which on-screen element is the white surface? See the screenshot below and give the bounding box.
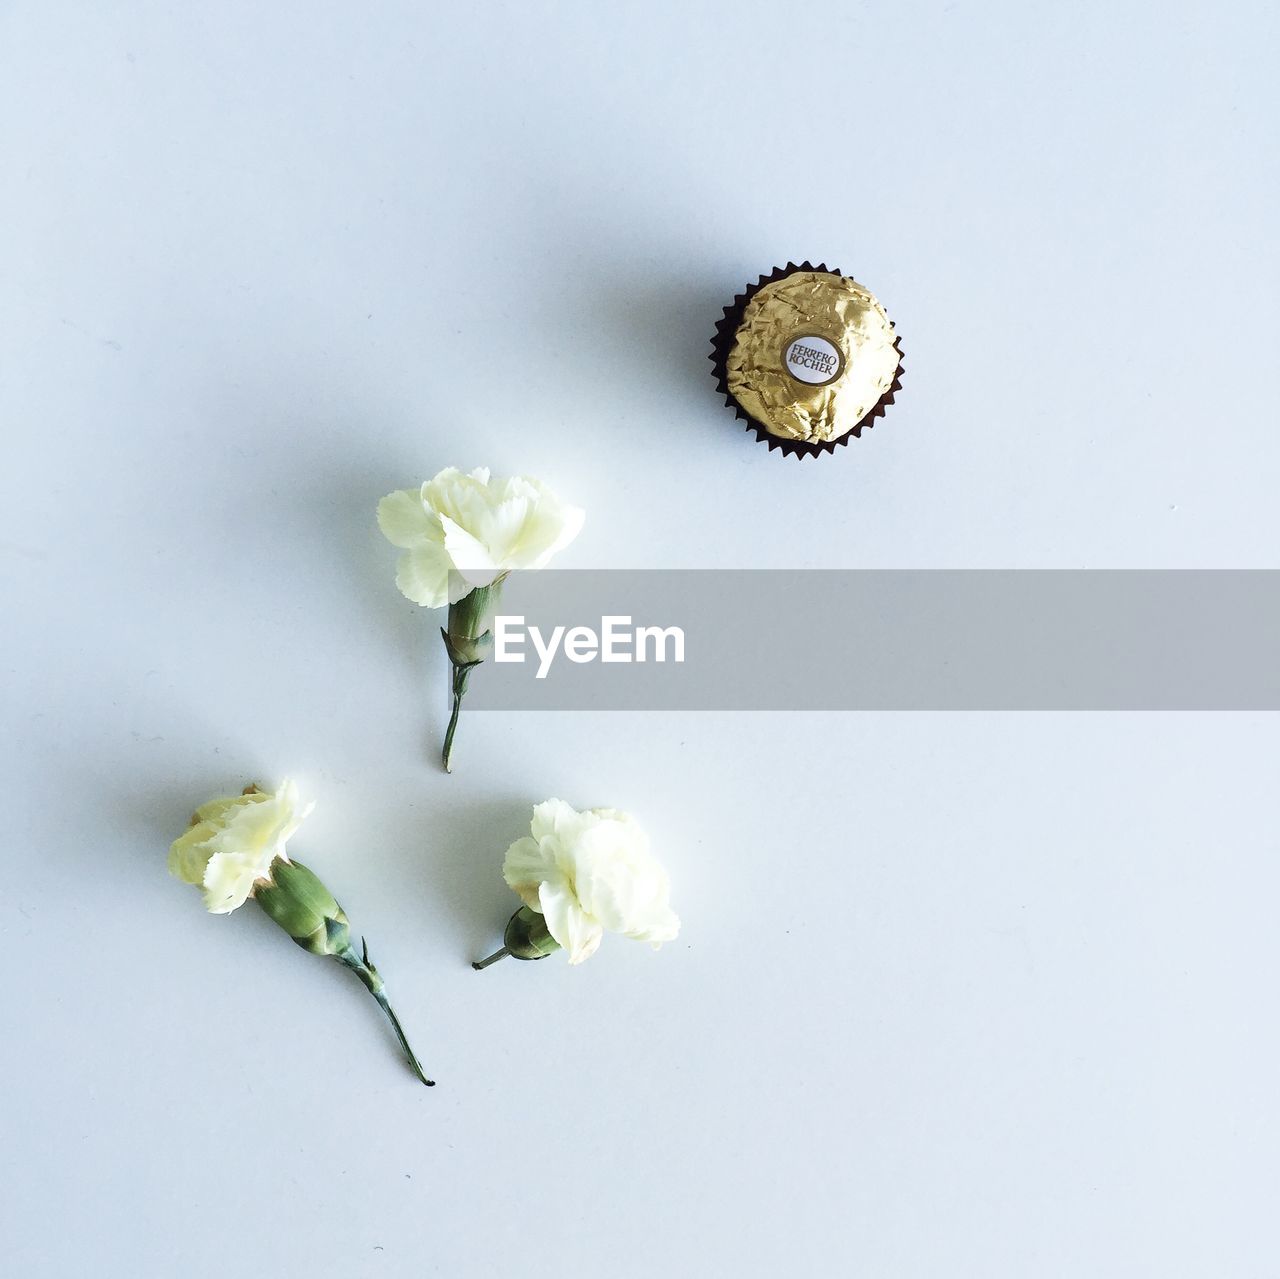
[2,3,1278,1276]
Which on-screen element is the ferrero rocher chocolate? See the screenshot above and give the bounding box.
[709,262,904,459]
[729,272,899,442]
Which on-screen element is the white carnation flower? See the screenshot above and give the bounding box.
[168,780,431,1085]
[168,780,313,915]
[502,799,680,965]
[377,466,585,609]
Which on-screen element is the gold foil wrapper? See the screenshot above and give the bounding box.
[725,271,901,446]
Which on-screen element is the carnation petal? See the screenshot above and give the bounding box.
[528,797,583,846]
[201,851,268,914]
[377,490,437,549]
[571,814,679,943]
[395,544,452,608]
[440,515,499,580]
[502,834,553,909]
[528,501,585,567]
[420,467,466,514]
[422,468,482,529]
[168,822,216,885]
[500,482,584,570]
[194,794,254,824]
[538,880,602,964]
[482,495,536,566]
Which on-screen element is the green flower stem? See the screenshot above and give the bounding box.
[442,662,470,774]
[336,941,434,1088]
[439,579,503,774]
[471,946,511,970]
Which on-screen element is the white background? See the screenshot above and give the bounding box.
[2,3,1278,1275]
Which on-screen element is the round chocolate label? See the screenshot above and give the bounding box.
[782,334,843,386]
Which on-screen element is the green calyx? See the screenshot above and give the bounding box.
[505,905,561,959]
[472,906,562,970]
[442,579,503,665]
[254,859,350,955]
